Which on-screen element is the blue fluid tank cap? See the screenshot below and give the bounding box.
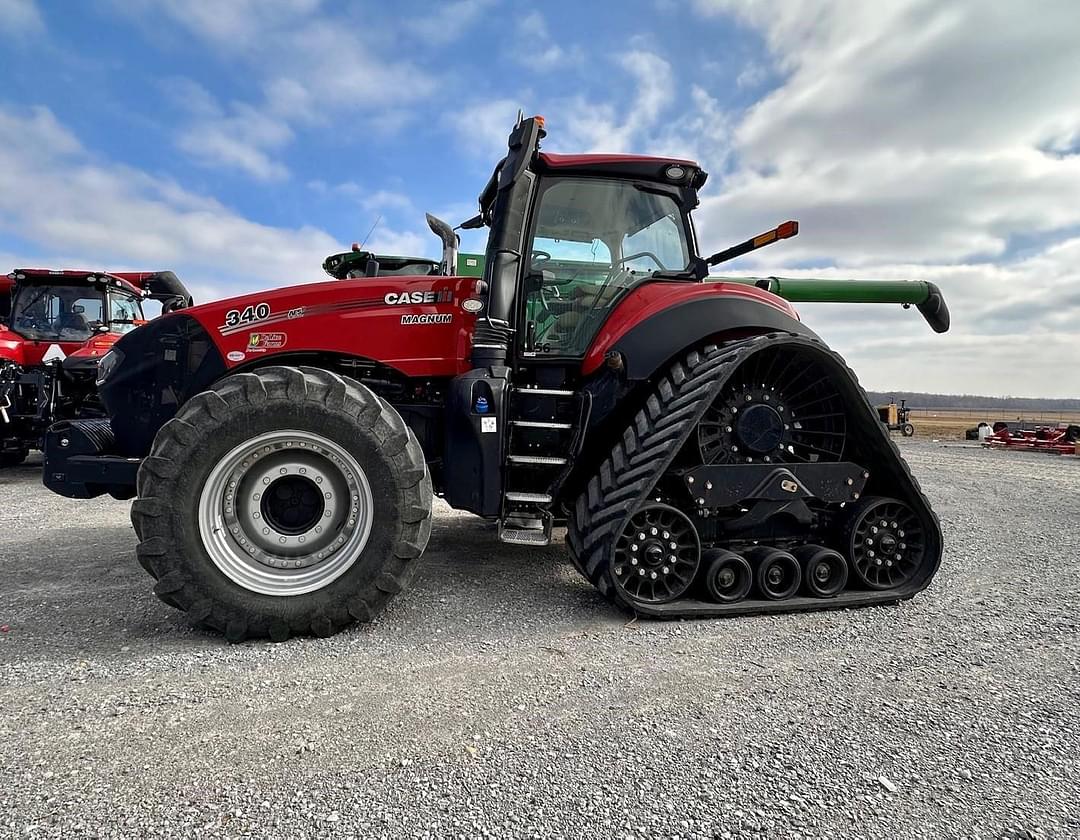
[475,395,490,414]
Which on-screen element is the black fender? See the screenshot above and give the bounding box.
[99,313,225,456]
[612,297,817,381]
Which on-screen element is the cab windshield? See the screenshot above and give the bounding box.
[10,283,142,342]
[524,177,690,356]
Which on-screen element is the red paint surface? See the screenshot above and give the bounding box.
[582,282,799,375]
[185,276,482,378]
[0,326,121,365]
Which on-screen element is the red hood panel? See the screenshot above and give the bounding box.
[183,275,482,378]
[0,326,122,366]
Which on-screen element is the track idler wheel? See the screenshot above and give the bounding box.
[747,546,801,600]
[794,545,848,597]
[612,503,701,605]
[702,549,752,604]
[845,496,926,590]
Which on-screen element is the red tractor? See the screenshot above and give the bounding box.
[43,116,948,641]
[0,268,191,466]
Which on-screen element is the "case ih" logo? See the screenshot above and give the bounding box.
[383,290,453,305]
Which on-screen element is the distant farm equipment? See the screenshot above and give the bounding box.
[982,421,1080,455]
[877,399,915,437]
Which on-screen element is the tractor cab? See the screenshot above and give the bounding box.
[6,272,146,345]
[467,116,710,369]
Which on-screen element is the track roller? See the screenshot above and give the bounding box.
[702,549,752,604]
[794,545,848,598]
[747,546,801,600]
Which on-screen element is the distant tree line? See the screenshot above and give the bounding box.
[865,391,1080,412]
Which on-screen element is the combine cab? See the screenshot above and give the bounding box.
[0,269,190,466]
[43,116,950,640]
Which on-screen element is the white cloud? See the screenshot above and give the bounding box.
[677,0,1080,395]
[0,0,42,33]
[0,104,343,297]
[172,94,294,182]
[408,0,495,46]
[511,11,582,71]
[114,1,437,179]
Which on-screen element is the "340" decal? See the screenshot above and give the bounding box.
[224,302,271,327]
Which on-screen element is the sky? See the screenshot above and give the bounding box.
[1,0,1078,398]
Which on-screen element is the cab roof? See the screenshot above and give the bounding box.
[9,269,144,297]
[537,152,708,188]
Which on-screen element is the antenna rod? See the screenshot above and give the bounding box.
[357,215,382,251]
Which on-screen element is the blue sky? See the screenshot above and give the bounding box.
[2,0,1080,397]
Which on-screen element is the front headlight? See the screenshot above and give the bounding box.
[96,349,124,386]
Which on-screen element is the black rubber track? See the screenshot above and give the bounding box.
[565,334,943,618]
[130,366,432,641]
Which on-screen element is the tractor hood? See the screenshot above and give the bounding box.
[97,274,483,456]
[0,323,117,367]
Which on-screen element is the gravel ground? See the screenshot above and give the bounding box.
[1,441,1077,839]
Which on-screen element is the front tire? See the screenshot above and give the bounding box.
[131,366,432,641]
[0,446,29,468]
[901,422,915,437]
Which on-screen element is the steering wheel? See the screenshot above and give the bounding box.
[614,250,665,271]
[531,249,552,268]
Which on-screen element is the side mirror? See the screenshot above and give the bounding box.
[71,304,85,314]
[459,213,486,230]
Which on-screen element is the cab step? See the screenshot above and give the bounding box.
[510,420,573,429]
[504,491,553,504]
[498,512,553,546]
[515,387,576,397]
[507,454,568,465]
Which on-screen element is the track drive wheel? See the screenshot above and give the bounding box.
[844,496,925,590]
[131,366,432,641]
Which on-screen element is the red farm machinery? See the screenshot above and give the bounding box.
[0,268,190,466]
[42,115,950,640]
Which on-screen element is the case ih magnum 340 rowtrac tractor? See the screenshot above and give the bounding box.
[43,116,950,641]
[0,269,191,466]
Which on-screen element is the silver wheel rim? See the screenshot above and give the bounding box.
[198,430,374,597]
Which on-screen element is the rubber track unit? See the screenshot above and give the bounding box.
[566,333,943,618]
[130,366,432,641]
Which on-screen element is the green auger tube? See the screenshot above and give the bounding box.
[718,276,950,333]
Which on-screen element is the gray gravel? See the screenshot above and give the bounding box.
[1,441,1077,839]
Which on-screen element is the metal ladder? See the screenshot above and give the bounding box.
[498,386,588,545]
